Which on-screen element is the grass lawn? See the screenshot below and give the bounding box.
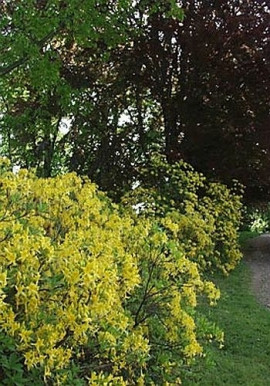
[183,258,270,385]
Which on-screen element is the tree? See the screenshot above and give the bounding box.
[124,0,270,200]
[178,0,270,202]
[0,0,184,199]
[1,0,269,202]
[0,0,139,179]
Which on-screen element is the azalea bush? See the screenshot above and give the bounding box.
[122,156,243,274]
[0,157,240,384]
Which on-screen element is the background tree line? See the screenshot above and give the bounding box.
[0,0,269,202]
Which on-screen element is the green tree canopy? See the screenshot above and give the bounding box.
[1,0,269,202]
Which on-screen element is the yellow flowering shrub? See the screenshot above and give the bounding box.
[122,220,223,383]
[123,156,243,274]
[0,158,224,384]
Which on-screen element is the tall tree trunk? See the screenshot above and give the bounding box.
[163,99,181,163]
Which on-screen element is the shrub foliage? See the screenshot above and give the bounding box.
[123,156,243,274]
[0,158,242,384]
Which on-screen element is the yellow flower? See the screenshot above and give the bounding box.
[0,271,7,287]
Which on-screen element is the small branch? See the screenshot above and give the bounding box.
[134,249,162,327]
[0,28,60,77]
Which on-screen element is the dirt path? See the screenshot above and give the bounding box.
[244,234,270,309]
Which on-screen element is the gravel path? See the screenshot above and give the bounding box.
[244,234,270,309]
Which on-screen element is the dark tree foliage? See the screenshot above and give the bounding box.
[0,0,269,202]
[178,0,270,202]
[123,0,270,201]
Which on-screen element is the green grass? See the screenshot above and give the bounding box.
[183,260,270,385]
[238,230,260,246]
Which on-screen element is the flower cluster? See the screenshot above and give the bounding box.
[0,157,239,384]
